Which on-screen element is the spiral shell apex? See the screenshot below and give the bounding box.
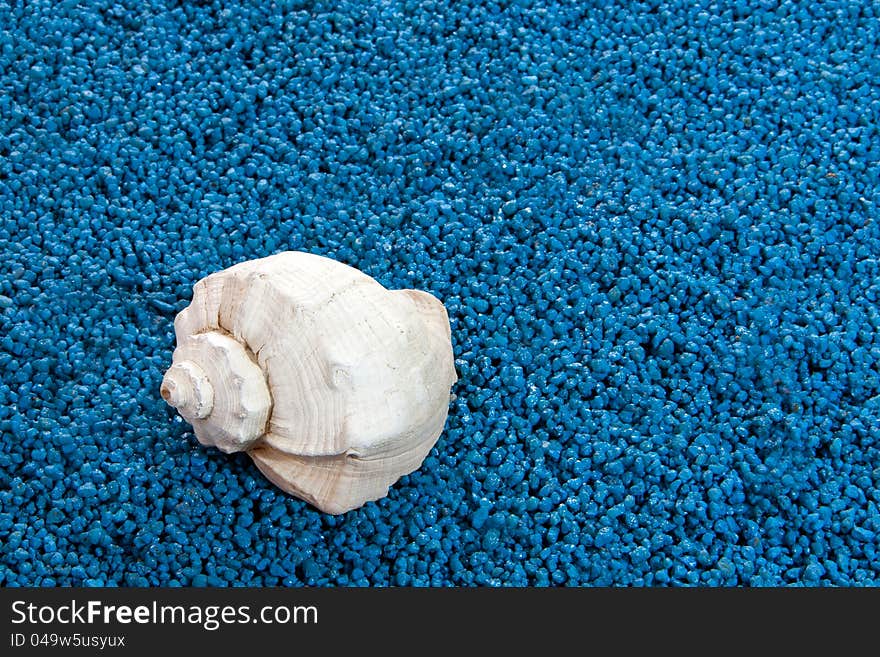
[161,251,457,514]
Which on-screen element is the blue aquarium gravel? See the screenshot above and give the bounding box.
[1,0,879,586]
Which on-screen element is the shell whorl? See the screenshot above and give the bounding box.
[161,331,272,454]
[161,360,214,419]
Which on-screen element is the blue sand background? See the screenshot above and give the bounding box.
[1,1,879,586]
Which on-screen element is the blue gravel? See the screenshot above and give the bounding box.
[1,1,879,586]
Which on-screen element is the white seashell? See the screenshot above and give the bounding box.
[160,251,457,514]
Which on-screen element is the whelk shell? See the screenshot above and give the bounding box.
[161,251,457,514]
